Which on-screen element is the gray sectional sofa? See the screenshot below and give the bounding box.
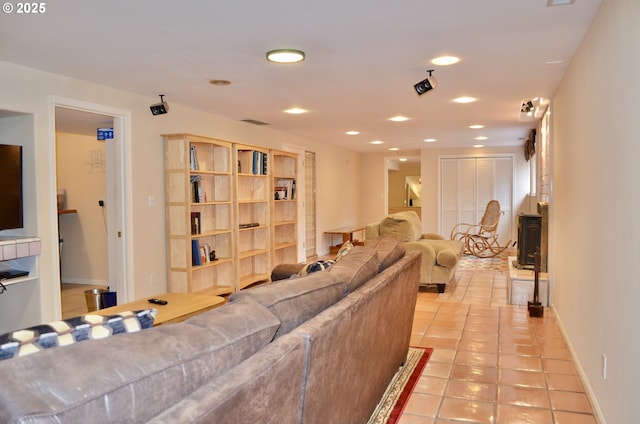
[0,236,420,424]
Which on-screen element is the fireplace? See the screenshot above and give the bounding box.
[516,202,548,271]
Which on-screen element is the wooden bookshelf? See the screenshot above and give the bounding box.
[164,134,235,295]
[234,144,271,288]
[272,150,298,266]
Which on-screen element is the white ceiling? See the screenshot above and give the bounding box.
[0,0,601,152]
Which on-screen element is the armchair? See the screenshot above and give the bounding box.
[365,211,463,293]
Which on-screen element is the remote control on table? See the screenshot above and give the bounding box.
[148,298,168,305]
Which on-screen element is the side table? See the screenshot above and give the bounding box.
[324,226,365,254]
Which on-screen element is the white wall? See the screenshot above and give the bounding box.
[0,61,363,331]
[551,1,639,422]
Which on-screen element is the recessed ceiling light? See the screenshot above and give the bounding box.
[473,144,485,148]
[475,136,488,141]
[389,147,399,151]
[469,124,484,129]
[431,56,460,66]
[389,115,409,122]
[370,140,384,145]
[209,79,231,86]
[284,107,307,114]
[545,60,565,65]
[454,97,477,104]
[424,138,436,143]
[399,158,408,162]
[547,0,575,6]
[266,49,305,64]
[345,130,360,135]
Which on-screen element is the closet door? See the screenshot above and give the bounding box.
[440,156,513,245]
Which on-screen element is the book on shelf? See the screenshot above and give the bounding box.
[192,239,202,266]
[190,144,199,171]
[276,178,296,200]
[190,212,201,234]
[239,222,260,229]
[199,244,208,264]
[190,175,204,203]
[238,149,267,175]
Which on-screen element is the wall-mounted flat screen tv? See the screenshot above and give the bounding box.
[0,144,24,230]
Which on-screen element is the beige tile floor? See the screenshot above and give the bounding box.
[403,266,597,424]
[60,261,597,423]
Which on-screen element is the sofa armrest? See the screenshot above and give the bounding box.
[404,240,436,266]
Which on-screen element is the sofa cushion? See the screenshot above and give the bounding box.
[328,246,380,293]
[0,296,280,424]
[0,309,156,361]
[364,236,406,271]
[379,211,422,241]
[230,271,344,339]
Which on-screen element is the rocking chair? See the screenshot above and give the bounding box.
[450,200,511,258]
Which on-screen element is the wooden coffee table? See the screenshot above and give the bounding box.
[94,292,226,326]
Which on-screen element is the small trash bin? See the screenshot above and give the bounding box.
[84,288,108,312]
[101,291,117,308]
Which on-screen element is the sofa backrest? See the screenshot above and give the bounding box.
[0,296,280,424]
[379,210,422,241]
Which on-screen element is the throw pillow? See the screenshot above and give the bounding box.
[0,309,157,361]
[334,240,354,262]
[297,259,336,277]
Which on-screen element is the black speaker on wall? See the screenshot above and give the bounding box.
[516,213,542,269]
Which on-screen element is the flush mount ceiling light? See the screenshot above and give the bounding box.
[414,70,437,96]
[266,49,305,64]
[431,56,460,66]
[150,94,169,115]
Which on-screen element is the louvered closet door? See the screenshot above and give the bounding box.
[440,156,513,245]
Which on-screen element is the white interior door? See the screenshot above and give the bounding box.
[440,155,514,245]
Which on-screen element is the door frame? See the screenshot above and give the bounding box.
[49,96,133,305]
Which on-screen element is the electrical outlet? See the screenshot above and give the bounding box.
[150,272,157,286]
[602,353,607,380]
[148,195,155,208]
[98,200,105,207]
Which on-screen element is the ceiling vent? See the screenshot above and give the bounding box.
[240,119,270,126]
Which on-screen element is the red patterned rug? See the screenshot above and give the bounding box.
[368,347,433,424]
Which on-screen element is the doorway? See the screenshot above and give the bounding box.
[52,99,132,317]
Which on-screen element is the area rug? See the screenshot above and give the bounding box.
[367,346,433,424]
[456,248,514,272]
